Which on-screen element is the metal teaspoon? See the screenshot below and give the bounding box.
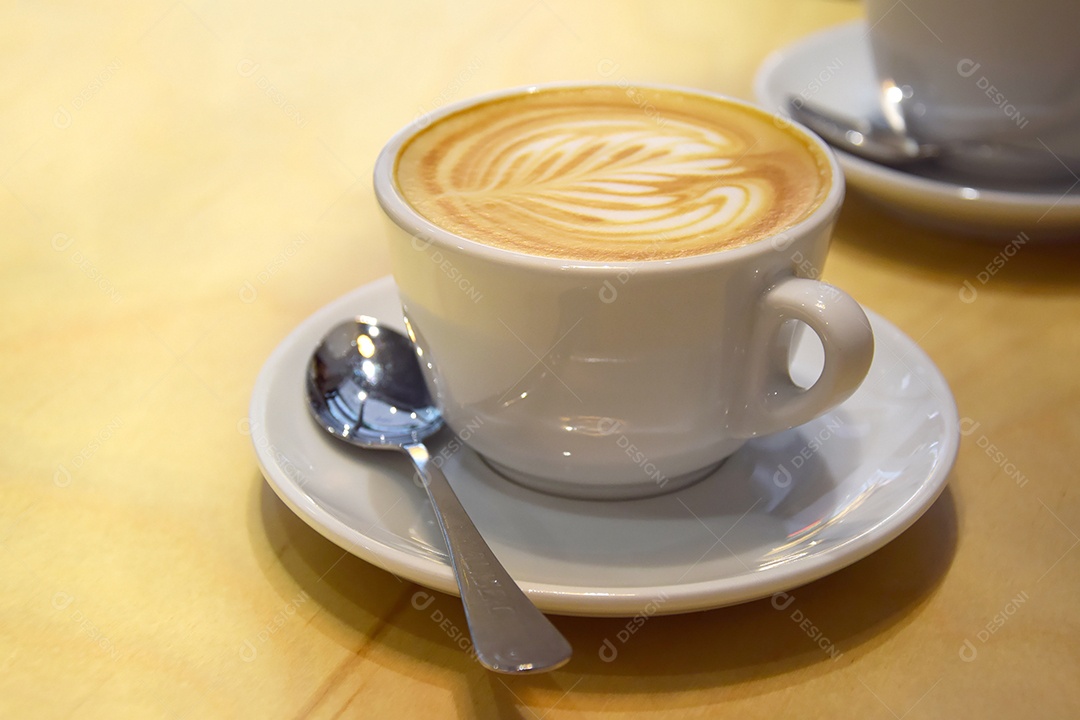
[305,316,572,674]
[787,92,940,166]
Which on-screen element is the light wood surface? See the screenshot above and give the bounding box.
[3,2,1078,718]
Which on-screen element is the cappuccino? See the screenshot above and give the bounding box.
[395,86,831,261]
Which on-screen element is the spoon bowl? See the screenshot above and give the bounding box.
[306,316,572,674]
[307,315,442,448]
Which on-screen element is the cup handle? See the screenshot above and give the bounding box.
[739,277,874,437]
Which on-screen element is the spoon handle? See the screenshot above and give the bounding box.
[404,443,572,674]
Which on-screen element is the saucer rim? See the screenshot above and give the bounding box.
[249,276,959,617]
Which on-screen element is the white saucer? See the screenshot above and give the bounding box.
[249,276,958,617]
[754,21,1080,241]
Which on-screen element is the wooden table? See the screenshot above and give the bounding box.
[3,2,1078,717]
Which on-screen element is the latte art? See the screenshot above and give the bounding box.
[395,87,831,261]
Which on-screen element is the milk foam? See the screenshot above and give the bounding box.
[396,87,830,261]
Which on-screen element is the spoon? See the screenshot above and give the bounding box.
[306,316,572,674]
[787,91,939,166]
[788,91,1074,182]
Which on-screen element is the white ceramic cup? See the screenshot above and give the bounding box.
[865,0,1080,182]
[374,84,874,500]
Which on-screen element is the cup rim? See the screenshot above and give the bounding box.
[373,81,845,272]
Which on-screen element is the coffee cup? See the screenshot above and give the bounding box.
[865,0,1080,182]
[374,83,873,499]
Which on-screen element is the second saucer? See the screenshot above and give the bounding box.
[754,21,1080,241]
